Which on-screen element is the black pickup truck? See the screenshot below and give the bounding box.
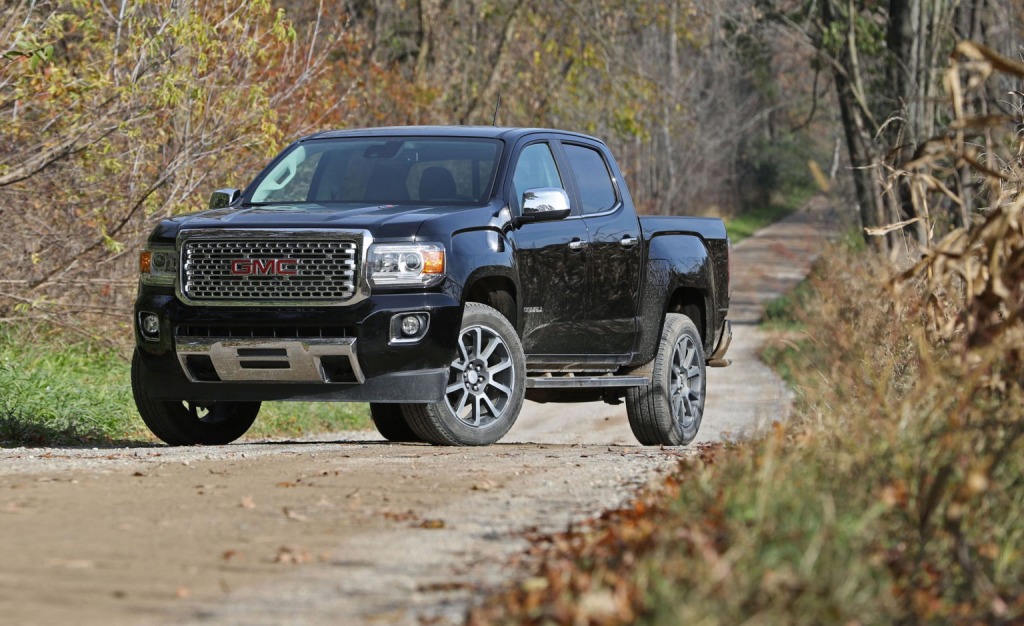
[132,126,732,446]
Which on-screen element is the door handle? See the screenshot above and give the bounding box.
[568,239,588,251]
[620,236,639,248]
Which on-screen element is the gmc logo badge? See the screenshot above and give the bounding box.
[230,259,298,276]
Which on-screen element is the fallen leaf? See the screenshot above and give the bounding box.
[239,495,255,509]
[521,577,549,592]
[132,471,145,477]
[418,581,473,592]
[273,546,313,565]
[419,519,446,529]
[276,481,298,488]
[283,507,308,522]
[382,509,419,522]
[222,549,241,561]
[175,586,190,599]
[471,480,501,491]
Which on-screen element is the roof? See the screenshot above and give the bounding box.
[302,125,603,144]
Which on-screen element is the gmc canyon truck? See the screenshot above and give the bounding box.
[132,126,732,447]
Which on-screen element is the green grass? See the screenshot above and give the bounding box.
[252,402,370,440]
[0,329,139,446]
[725,187,814,243]
[0,327,372,447]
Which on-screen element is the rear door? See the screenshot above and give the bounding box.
[561,141,642,355]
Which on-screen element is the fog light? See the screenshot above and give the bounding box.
[401,315,421,336]
[140,312,161,340]
[390,312,429,344]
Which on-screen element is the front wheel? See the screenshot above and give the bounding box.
[131,350,260,445]
[402,303,526,446]
[626,313,706,446]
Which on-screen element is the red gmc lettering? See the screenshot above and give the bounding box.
[230,259,298,276]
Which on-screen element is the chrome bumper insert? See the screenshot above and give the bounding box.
[176,337,365,383]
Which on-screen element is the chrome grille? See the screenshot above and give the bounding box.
[182,239,358,302]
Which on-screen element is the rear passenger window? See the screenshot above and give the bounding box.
[564,144,617,215]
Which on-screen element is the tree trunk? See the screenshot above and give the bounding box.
[820,0,887,249]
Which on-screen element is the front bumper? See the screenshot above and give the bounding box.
[133,288,461,403]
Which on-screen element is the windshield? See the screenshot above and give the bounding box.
[247,137,502,206]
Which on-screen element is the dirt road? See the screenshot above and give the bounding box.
[0,202,835,626]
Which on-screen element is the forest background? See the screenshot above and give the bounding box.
[1,0,1019,334]
[0,0,857,334]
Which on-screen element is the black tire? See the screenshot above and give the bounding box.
[402,303,526,446]
[626,314,706,446]
[369,403,423,443]
[131,349,260,445]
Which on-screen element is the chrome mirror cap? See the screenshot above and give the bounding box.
[521,188,571,222]
[209,188,241,210]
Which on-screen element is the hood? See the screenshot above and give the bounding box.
[150,202,491,242]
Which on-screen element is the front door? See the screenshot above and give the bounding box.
[509,141,591,355]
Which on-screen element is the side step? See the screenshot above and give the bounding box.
[526,375,650,389]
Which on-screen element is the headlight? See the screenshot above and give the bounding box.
[139,245,177,287]
[367,243,445,288]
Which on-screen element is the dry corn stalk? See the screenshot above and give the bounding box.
[895,41,1024,378]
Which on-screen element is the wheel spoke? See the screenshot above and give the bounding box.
[457,337,471,366]
[687,365,701,379]
[472,328,484,358]
[480,336,501,360]
[489,357,512,375]
[446,381,464,394]
[453,389,470,417]
[482,395,500,418]
[489,381,512,399]
[472,395,484,425]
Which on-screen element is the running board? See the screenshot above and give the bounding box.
[526,375,650,389]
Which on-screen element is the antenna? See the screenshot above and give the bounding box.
[491,95,502,126]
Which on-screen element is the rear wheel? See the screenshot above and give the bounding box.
[626,314,706,446]
[131,350,260,445]
[369,403,423,443]
[402,303,525,446]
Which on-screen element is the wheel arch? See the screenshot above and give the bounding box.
[667,287,708,347]
[462,274,518,331]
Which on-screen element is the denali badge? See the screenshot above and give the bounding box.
[230,259,299,276]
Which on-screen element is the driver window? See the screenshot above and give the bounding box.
[512,143,563,210]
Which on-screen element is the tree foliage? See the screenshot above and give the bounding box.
[0,0,822,332]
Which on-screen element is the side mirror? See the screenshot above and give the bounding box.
[209,188,241,210]
[518,188,571,224]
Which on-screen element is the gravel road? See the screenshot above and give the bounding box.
[0,201,835,626]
